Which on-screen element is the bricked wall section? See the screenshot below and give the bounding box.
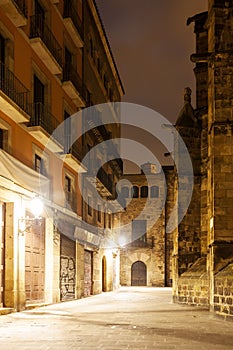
[213,262,233,321]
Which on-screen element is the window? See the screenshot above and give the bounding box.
[87,196,92,216]
[122,186,129,198]
[64,110,71,153]
[109,88,113,101]
[65,47,72,68]
[97,204,101,222]
[0,129,4,149]
[108,213,111,229]
[131,186,139,198]
[34,75,45,119]
[35,154,45,175]
[65,175,71,193]
[0,34,5,90]
[64,174,76,212]
[132,220,147,246]
[103,73,108,90]
[141,186,148,198]
[34,0,45,35]
[0,34,5,64]
[97,57,101,74]
[151,186,159,198]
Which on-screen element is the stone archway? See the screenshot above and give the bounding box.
[131,261,147,286]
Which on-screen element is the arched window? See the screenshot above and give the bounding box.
[122,186,129,198]
[150,186,159,198]
[141,186,148,198]
[131,186,139,198]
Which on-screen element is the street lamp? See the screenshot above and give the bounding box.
[18,197,44,234]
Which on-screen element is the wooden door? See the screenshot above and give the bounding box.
[84,250,92,297]
[131,261,147,286]
[102,256,107,292]
[60,235,76,301]
[0,203,5,307]
[25,218,45,303]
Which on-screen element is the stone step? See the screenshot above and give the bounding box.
[0,308,14,316]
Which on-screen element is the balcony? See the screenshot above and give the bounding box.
[62,65,85,107]
[108,141,123,173]
[85,166,113,197]
[63,0,83,48]
[0,61,30,122]
[0,0,27,27]
[29,15,62,74]
[62,140,86,173]
[84,108,110,143]
[28,102,63,152]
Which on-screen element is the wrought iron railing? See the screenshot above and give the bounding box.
[63,0,83,38]
[30,102,62,143]
[70,140,84,162]
[14,0,28,18]
[63,64,84,99]
[30,15,63,68]
[97,166,113,194]
[84,107,111,141]
[0,61,30,115]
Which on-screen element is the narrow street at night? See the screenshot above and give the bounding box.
[0,287,232,350]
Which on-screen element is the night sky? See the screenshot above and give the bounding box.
[96,0,207,122]
[95,1,208,169]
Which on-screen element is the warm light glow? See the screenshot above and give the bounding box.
[30,198,43,218]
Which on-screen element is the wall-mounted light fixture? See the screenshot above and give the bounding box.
[18,197,43,234]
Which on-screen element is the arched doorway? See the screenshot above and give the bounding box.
[102,256,107,292]
[131,261,147,286]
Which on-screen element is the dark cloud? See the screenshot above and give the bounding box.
[96,0,207,122]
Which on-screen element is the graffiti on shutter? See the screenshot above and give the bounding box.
[60,235,76,300]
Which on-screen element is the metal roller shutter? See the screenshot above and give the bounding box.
[60,234,76,301]
[84,250,93,297]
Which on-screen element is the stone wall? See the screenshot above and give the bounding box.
[214,262,233,321]
[119,167,172,287]
[174,257,209,307]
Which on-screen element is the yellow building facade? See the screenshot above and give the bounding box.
[0,0,123,312]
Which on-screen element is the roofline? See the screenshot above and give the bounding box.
[87,0,125,96]
[187,11,208,26]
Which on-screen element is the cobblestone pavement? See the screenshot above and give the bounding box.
[0,287,233,349]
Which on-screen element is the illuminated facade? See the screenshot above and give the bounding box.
[0,0,123,312]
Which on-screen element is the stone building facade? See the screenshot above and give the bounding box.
[119,163,174,288]
[173,0,233,321]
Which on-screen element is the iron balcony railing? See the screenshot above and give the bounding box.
[63,64,84,99]
[97,166,113,195]
[0,61,30,115]
[84,107,111,141]
[30,102,62,143]
[14,0,28,18]
[108,141,123,172]
[30,15,63,68]
[63,0,83,38]
[70,141,84,162]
